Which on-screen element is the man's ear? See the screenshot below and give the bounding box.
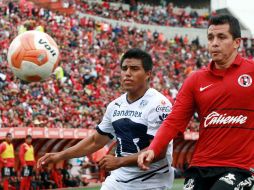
[234,38,241,49]
[146,70,152,81]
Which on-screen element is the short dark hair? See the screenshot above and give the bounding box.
[208,14,241,39]
[120,48,153,72]
[26,135,32,139]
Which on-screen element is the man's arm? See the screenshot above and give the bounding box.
[0,143,6,164]
[37,131,111,168]
[19,144,26,166]
[98,140,167,171]
[138,74,197,170]
[98,153,138,171]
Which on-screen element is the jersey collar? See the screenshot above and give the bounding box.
[208,54,243,77]
[126,88,150,104]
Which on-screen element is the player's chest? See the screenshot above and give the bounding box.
[111,101,149,122]
[195,69,254,110]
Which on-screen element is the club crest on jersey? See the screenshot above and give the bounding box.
[139,100,148,108]
[238,74,252,87]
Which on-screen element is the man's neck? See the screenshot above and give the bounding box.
[127,87,149,103]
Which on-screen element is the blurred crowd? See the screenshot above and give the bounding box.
[0,1,253,131]
[77,1,210,28]
[1,161,98,189]
[0,132,100,190]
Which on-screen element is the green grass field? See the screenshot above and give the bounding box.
[83,178,184,190]
[81,179,254,190]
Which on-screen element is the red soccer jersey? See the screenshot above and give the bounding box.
[150,54,254,171]
[19,143,36,167]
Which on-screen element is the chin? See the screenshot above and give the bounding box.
[125,88,134,92]
[125,88,136,93]
[123,85,132,90]
[212,57,222,62]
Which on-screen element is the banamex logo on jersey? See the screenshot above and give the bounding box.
[113,110,142,117]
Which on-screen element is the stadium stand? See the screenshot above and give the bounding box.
[0,0,254,188]
[0,1,213,130]
[76,0,210,28]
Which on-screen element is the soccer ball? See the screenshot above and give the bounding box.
[7,30,60,82]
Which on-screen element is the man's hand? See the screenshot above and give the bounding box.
[98,155,122,172]
[37,153,61,169]
[137,150,155,170]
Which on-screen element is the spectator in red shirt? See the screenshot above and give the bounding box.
[0,133,15,190]
[19,135,36,190]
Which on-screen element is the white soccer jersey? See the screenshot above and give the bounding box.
[97,88,174,189]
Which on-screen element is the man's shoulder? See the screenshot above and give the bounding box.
[242,57,254,66]
[183,67,209,85]
[0,142,7,146]
[106,93,126,109]
[190,67,209,77]
[22,143,30,148]
[145,88,172,107]
[112,93,126,102]
[146,88,167,99]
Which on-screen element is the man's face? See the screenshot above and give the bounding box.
[6,135,12,143]
[207,24,240,66]
[121,58,150,94]
[26,137,32,145]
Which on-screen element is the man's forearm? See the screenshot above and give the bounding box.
[57,143,98,160]
[56,145,84,161]
[56,132,110,161]
[118,153,139,167]
[118,145,168,168]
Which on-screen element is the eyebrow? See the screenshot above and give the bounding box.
[208,32,228,36]
[122,64,141,67]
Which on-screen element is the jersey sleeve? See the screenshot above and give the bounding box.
[146,96,172,137]
[149,73,196,157]
[96,102,115,139]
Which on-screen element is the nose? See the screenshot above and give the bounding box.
[211,37,219,47]
[125,68,131,76]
